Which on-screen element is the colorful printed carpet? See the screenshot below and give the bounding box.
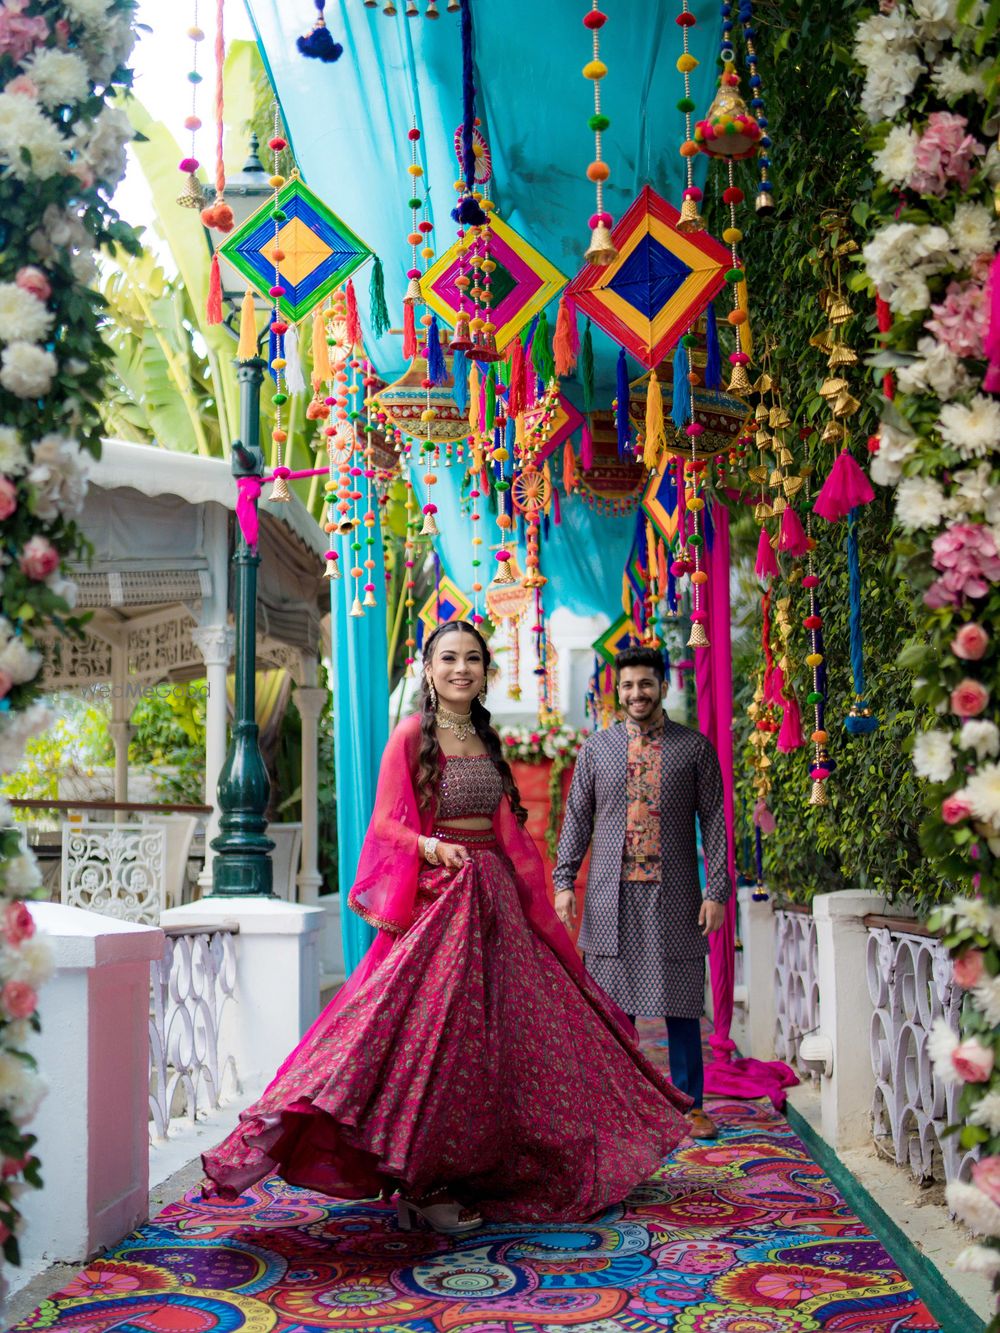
[12,1024,941,1333]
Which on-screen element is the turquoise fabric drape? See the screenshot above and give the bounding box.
[329,514,388,974]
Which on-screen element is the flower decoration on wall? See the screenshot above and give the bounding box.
[0,0,141,1279]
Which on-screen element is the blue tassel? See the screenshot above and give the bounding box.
[297,1,342,60]
[705,302,722,392]
[451,0,487,227]
[451,348,468,414]
[426,316,447,385]
[543,512,550,541]
[615,347,630,459]
[843,508,879,734]
[671,342,690,428]
[267,317,280,384]
[661,644,670,682]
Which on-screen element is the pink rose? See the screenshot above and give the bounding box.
[0,1,48,64]
[1,981,36,1020]
[951,678,990,718]
[3,901,34,947]
[910,111,986,196]
[942,793,972,824]
[0,478,17,523]
[954,948,986,988]
[1,1154,29,1179]
[952,1036,995,1082]
[953,623,990,661]
[973,1156,1000,1207]
[4,74,37,98]
[15,267,51,304]
[18,535,59,581]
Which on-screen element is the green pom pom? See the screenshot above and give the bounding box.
[687,533,704,548]
[351,541,362,552]
[496,481,510,492]
[271,209,287,222]
[588,113,611,131]
[677,97,695,112]
[681,333,697,348]
[725,267,744,282]
[472,559,481,567]
[408,197,422,209]
[272,392,287,406]
[349,410,361,421]
[807,690,823,705]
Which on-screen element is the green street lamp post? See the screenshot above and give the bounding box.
[210,358,275,897]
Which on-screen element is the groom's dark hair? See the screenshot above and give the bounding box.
[614,646,665,683]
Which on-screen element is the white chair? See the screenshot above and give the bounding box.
[266,822,303,901]
[60,821,166,925]
[143,814,199,910]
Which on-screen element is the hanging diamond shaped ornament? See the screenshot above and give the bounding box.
[524,391,584,465]
[418,574,473,636]
[218,173,373,325]
[422,213,566,352]
[566,186,730,370]
[641,453,682,549]
[592,612,641,669]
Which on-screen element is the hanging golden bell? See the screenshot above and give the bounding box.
[747,465,768,485]
[820,419,845,444]
[755,190,775,216]
[778,446,795,466]
[177,172,205,209]
[362,588,378,607]
[337,516,358,535]
[382,1,397,13]
[405,0,418,12]
[403,275,422,305]
[828,345,858,369]
[323,557,341,580]
[523,569,548,590]
[808,779,829,808]
[584,222,618,267]
[425,0,440,14]
[349,596,364,617]
[832,389,860,419]
[770,407,791,430]
[809,329,833,352]
[768,467,783,486]
[420,511,439,536]
[754,404,769,423]
[493,558,516,585]
[828,295,852,326]
[268,475,291,503]
[771,494,787,515]
[727,363,752,395]
[755,372,773,395]
[783,474,804,498]
[819,375,847,399]
[677,197,706,234]
[687,621,710,648]
[447,0,461,8]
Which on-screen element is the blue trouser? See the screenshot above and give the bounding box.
[628,1014,704,1109]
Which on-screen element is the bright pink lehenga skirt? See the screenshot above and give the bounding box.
[202,837,692,1221]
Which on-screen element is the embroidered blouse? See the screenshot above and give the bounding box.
[436,755,505,821]
[621,718,665,883]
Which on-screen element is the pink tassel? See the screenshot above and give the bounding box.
[580,419,594,470]
[206,254,223,326]
[814,450,875,523]
[568,296,580,362]
[508,338,526,416]
[984,252,1000,393]
[345,280,362,349]
[766,665,785,706]
[778,504,809,556]
[525,342,537,407]
[402,301,417,360]
[777,693,805,752]
[552,487,562,525]
[755,526,779,580]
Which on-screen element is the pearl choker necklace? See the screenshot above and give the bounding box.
[436,705,475,743]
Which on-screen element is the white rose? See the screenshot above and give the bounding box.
[959,720,1000,760]
[0,344,57,399]
[0,638,41,687]
[912,729,954,783]
[21,49,90,109]
[2,852,41,896]
[0,285,52,347]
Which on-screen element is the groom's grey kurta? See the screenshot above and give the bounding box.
[553,719,731,1018]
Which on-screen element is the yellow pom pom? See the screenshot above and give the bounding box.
[420,408,437,422]
[421,246,434,260]
[676,53,699,72]
[271,357,286,370]
[806,652,824,668]
[493,447,510,462]
[269,174,285,189]
[583,59,608,79]
[687,496,705,511]
[407,164,424,177]
[722,226,743,244]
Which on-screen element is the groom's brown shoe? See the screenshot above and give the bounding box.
[687,1108,719,1139]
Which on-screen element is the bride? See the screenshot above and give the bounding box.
[203,620,692,1233]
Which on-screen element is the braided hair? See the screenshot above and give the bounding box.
[415,620,528,825]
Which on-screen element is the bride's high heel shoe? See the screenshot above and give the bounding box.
[395,1191,483,1235]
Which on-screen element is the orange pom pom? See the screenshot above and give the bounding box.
[680,140,700,157]
[727,308,748,325]
[586,160,611,183]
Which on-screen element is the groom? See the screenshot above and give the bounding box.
[553,646,730,1139]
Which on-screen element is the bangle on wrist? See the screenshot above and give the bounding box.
[423,836,440,866]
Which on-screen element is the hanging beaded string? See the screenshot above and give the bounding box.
[177,2,204,208]
[582,2,616,264]
[200,0,233,231]
[469,472,485,626]
[402,470,419,676]
[722,163,751,395]
[675,0,705,232]
[361,359,379,608]
[801,462,829,808]
[405,125,424,304]
[739,0,774,214]
[681,326,709,648]
[266,105,293,500]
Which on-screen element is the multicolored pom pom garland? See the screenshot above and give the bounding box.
[582,2,616,266]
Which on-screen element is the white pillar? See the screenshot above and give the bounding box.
[293,685,327,905]
[159,899,324,1089]
[812,889,908,1152]
[109,639,132,824]
[739,885,778,1063]
[192,624,234,893]
[12,904,163,1293]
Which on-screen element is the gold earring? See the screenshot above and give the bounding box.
[428,681,437,710]
[478,687,487,705]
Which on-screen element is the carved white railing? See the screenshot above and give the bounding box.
[149,925,239,1141]
[61,822,165,924]
[774,907,821,1081]
[867,923,975,1184]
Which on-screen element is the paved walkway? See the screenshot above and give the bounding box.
[9,1026,942,1333]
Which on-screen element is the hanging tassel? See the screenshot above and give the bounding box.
[312,304,332,384]
[563,437,578,493]
[369,256,390,339]
[533,310,554,385]
[580,418,594,471]
[778,503,810,556]
[755,526,779,580]
[644,369,665,469]
[508,337,526,415]
[657,538,668,597]
[844,508,880,734]
[875,294,894,398]
[206,253,223,326]
[485,363,497,430]
[704,301,722,391]
[553,295,577,375]
[467,363,480,434]
[344,279,362,350]
[452,0,487,227]
[451,348,468,414]
[237,287,258,362]
[297,0,343,60]
[552,486,562,525]
[284,323,307,393]
[402,300,417,360]
[580,319,595,414]
[671,341,690,428]
[735,279,752,362]
[984,252,1000,393]
[777,693,805,752]
[426,315,447,385]
[814,449,875,522]
[615,347,630,459]
[568,296,580,363]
